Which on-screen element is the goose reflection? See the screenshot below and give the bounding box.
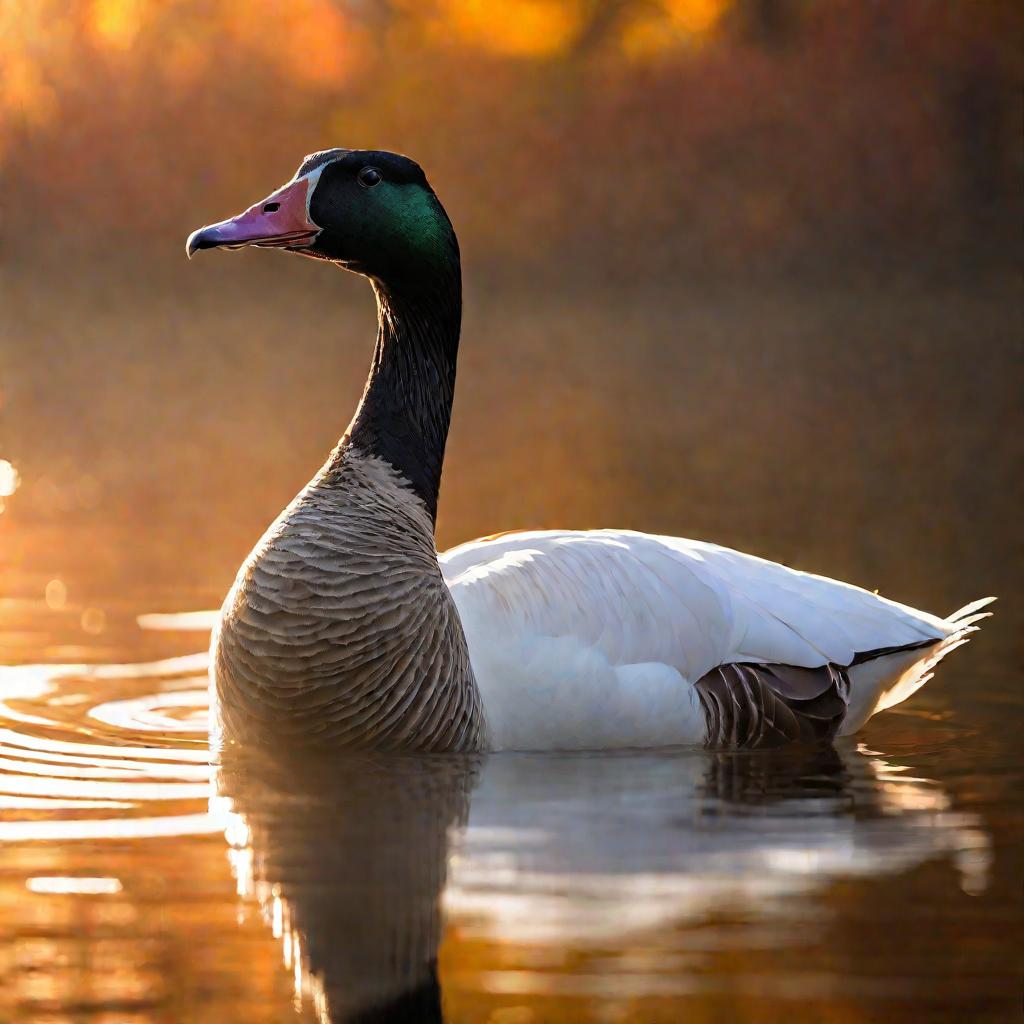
[212,750,478,1022]
[211,742,988,1022]
[452,743,990,948]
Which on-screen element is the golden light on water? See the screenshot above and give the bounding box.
[0,812,221,841]
[0,537,1014,1019]
[137,610,221,631]
[26,876,124,895]
[0,461,19,515]
[0,459,20,503]
[0,647,216,842]
[211,789,332,1023]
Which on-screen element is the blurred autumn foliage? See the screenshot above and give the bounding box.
[2,0,1020,275]
[0,1,1021,640]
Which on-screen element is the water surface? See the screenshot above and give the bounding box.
[0,532,1019,1024]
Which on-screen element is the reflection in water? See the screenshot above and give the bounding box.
[212,738,988,1022]
[0,616,1001,1021]
[451,746,990,954]
[214,751,479,1023]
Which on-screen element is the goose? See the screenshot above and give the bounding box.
[186,148,991,752]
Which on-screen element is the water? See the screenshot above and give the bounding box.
[0,542,1020,1023]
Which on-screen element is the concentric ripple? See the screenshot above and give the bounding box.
[0,620,216,843]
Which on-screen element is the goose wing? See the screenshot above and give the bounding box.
[442,529,951,673]
[441,530,967,749]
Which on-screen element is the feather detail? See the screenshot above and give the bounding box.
[446,530,989,750]
[213,447,485,751]
[696,662,850,748]
[215,516,990,751]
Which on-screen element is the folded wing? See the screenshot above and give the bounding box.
[441,530,980,749]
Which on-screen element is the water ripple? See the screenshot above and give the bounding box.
[0,606,1007,1022]
[0,613,215,843]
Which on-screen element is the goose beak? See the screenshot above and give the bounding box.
[186,176,321,258]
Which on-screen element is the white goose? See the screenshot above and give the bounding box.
[187,148,991,752]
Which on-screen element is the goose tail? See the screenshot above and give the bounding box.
[842,597,995,734]
[945,595,997,629]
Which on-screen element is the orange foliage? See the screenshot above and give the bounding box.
[0,0,1020,273]
[437,0,585,57]
[219,0,361,87]
[89,0,146,49]
[622,0,728,58]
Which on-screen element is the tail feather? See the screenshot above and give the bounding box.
[873,605,991,715]
[951,614,991,629]
[842,596,994,734]
[947,596,996,623]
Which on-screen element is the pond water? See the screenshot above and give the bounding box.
[0,526,1020,1024]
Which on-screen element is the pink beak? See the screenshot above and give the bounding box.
[186,176,321,258]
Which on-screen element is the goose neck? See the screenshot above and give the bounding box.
[338,268,462,527]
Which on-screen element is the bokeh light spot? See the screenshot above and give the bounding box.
[0,459,20,497]
[90,0,144,50]
[81,607,107,635]
[45,579,68,611]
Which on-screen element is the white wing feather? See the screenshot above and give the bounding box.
[441,530,963,750]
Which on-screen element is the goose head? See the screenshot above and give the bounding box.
[186,148,457,285]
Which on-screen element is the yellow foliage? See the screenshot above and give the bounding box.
[0,53,58,133]
[622,0,727,58]
[89,0,146,49]
[665,0,726,36]
[440,0,584,57]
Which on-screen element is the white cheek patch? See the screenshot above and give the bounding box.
[291,163,329,228]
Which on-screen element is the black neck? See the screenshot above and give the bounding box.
[334,261,462,526]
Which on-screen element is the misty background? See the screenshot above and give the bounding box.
[1,0,1020,658]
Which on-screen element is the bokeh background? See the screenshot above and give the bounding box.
[1,0,1021,654]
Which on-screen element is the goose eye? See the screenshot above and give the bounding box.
[357,166,382,189]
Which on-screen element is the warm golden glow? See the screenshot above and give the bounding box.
[0,2,1016,1019]
[45,578,68,610]
[0,553,1011,1019]
[211,789,331,1021]
[137,610,220,631]
[665,0,727,35]
[0,812,220,841]
[0,654,216,845]
[27,876,124,894]
[440,0,584,57]
[0,459,20,498]
[221,0,357,87]
[0,1,64,150]
[622,0,727,57]
[80,607,107,635]
[89,0,145,50]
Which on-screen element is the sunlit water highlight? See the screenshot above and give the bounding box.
[0,607,1019,1023]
